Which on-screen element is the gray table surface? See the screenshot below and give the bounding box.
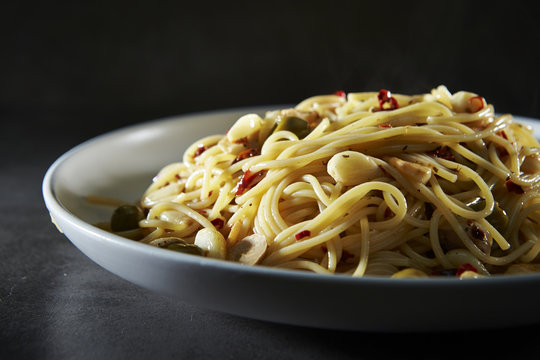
[1,108,539,360]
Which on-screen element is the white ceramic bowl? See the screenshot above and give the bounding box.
[43,108,540,332]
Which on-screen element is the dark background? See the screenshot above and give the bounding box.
[2,1,539,132]
[1,1,540,359]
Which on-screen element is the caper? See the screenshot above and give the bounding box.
[166,242,204,256]
[274,116,311,139]
[467,197,486,211]
[488,203,508,232]
[468,198,508,232]
[110,204,144,232]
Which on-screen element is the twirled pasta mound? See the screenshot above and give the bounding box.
[111,86,540,278]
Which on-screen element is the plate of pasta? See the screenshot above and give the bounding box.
[43,86,540,331]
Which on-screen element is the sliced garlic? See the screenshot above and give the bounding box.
[388,157,432,185]
[327,151,383,186]
[226,114,263,143]
[227,233,268,265]
[194,228,227,259]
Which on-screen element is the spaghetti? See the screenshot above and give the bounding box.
[110,86,540,278]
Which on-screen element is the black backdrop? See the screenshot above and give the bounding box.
[2,0,539,129]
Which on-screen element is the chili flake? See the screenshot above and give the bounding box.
[456,263,478,277]
[232,148,259,164]
[335,90,346,98]
[236,170,266,196]
[194,145,206,157]
[432,146,455,161]
[377,89,399,111]
[233,137,249,145]
[469,223,485,240]
[497,130,509,140]
[295,230,311,241]
[211,218,224,229]
[468,96,485,113]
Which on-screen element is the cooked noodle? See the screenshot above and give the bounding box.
[112,86,540,278]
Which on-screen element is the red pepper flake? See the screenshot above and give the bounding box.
[469,223,485,240]
[335,90,346,98]
[295,230,311,241]
[236,170,267,196]
[194,145,206,157]
[468,96,485,113]
[211,218,224,229]
[379,123,392,128]
[456,263,478,277]
[432,146,455,161]
[497,130,509,140]
[233,137,249,145]
[505,179,524,194]
[377,89,399,111]
[232,148,259,164]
